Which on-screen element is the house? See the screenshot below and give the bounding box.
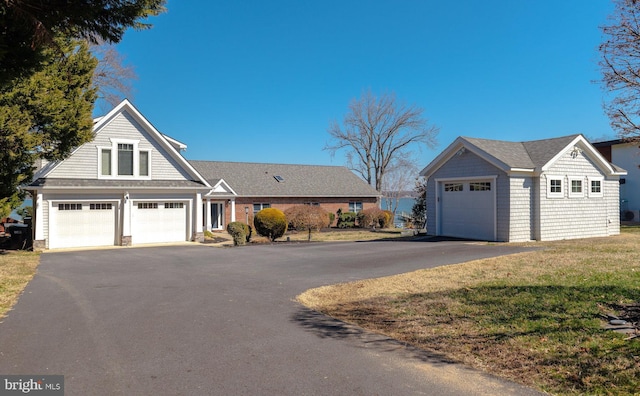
[190,161,380,231]
[592,139,640,221]
[27,100,380,249]
[27,100,212,249]
[419,134,626,242]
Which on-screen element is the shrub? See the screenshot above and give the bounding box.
[284,205,329,241]
[241,223,252,242]
[327,212,335,227]
[226,222,247,246]
[360,207,392,229]
[337,211,357,228]
[204,230,214,238]
[254,208,287,241]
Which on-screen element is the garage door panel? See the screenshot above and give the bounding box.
[131,202,187,244]
[50,203,116,249]
[440,180,495,241]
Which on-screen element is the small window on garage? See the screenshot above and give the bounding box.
[547,176,563,198]
[470,182,491,191]
[138,202,158,209]
[165,202,184,209]
[569,177,584,198]
[58,203,82,210]
[90,203,112,210]
[444,183,463,192]
[589,177,604,197]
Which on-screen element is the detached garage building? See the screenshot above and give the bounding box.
[419,135,626,242]
[28,100,211,250]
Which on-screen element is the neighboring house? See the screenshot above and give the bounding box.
[26,100,380,249]
[419,134,626,242]
[593,139,640,221]
[27,100,212,249]
[189,161,380,231]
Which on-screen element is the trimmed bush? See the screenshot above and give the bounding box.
[254,208,287,241]
[337,211,357,228]
[284,205,329,241]
[226,222,247,246]
[204,230,214,238]
[360,207,393,229]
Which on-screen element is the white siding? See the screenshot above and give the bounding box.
[48,111,193,180]
[538,149,614,241]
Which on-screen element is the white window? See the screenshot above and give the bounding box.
[589,177,604,197]
[101,149,111,176]
[547,176,563,198]
[90,203,112,210]
[470,182,491,191]
[138,202,158,209]
[58,203,82,211]
[568,177,584,198]
[444,183,463,192]
[140,151,149,176]
[253,203,270,213]
[98,139,152,179]
[349,202,363,213]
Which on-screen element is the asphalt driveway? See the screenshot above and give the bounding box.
[0,240,544,395]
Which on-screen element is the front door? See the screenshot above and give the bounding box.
[211,202,223,230]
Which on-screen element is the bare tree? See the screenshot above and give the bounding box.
[381,157,418,219]
[600,0,640,139]
[326,90,438,192]
[90,41,137,110]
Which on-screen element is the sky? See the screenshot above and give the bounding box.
[111,0,617,173]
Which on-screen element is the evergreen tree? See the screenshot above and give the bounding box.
[0,37,97,219]
[411,177,427,228]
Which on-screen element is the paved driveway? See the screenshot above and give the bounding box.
[0,240,544,395]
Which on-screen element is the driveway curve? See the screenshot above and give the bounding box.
[0,240,544,395]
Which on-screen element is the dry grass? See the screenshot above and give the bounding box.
[0,250,40,319]
[298,230,640,395]
[275,228,408,242]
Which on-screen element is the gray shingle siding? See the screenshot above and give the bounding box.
[508,176,535,242]
[538,150,612,241]
[425,150,507,239]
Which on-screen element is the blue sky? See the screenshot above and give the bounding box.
[112,0,616,173]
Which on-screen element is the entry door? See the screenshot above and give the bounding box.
[211,203,223,229]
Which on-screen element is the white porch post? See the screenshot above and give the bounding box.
[204,198,211,231]
[34,192,44,241]
[195,193,203,233]
[231,198,236,222]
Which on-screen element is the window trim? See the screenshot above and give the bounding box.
[546,175,564,198]
[97,139,152,180]
[348,201,363,213]
[588,177,604,198]
[568,176,584,198]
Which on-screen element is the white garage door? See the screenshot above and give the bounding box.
[49,202,116,249]
[440,180,495,241]
[131,201,188,244]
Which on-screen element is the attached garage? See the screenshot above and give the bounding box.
[49,202,117,249]
[131,201,189,244]
[438,178,496,241]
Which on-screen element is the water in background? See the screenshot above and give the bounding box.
[381,197,416,227]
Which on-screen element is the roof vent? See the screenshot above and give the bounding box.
[274,175,284,182]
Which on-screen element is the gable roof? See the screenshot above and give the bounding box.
[30,99,211,189]
[420,134,626,178]
[189,160,380,198]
